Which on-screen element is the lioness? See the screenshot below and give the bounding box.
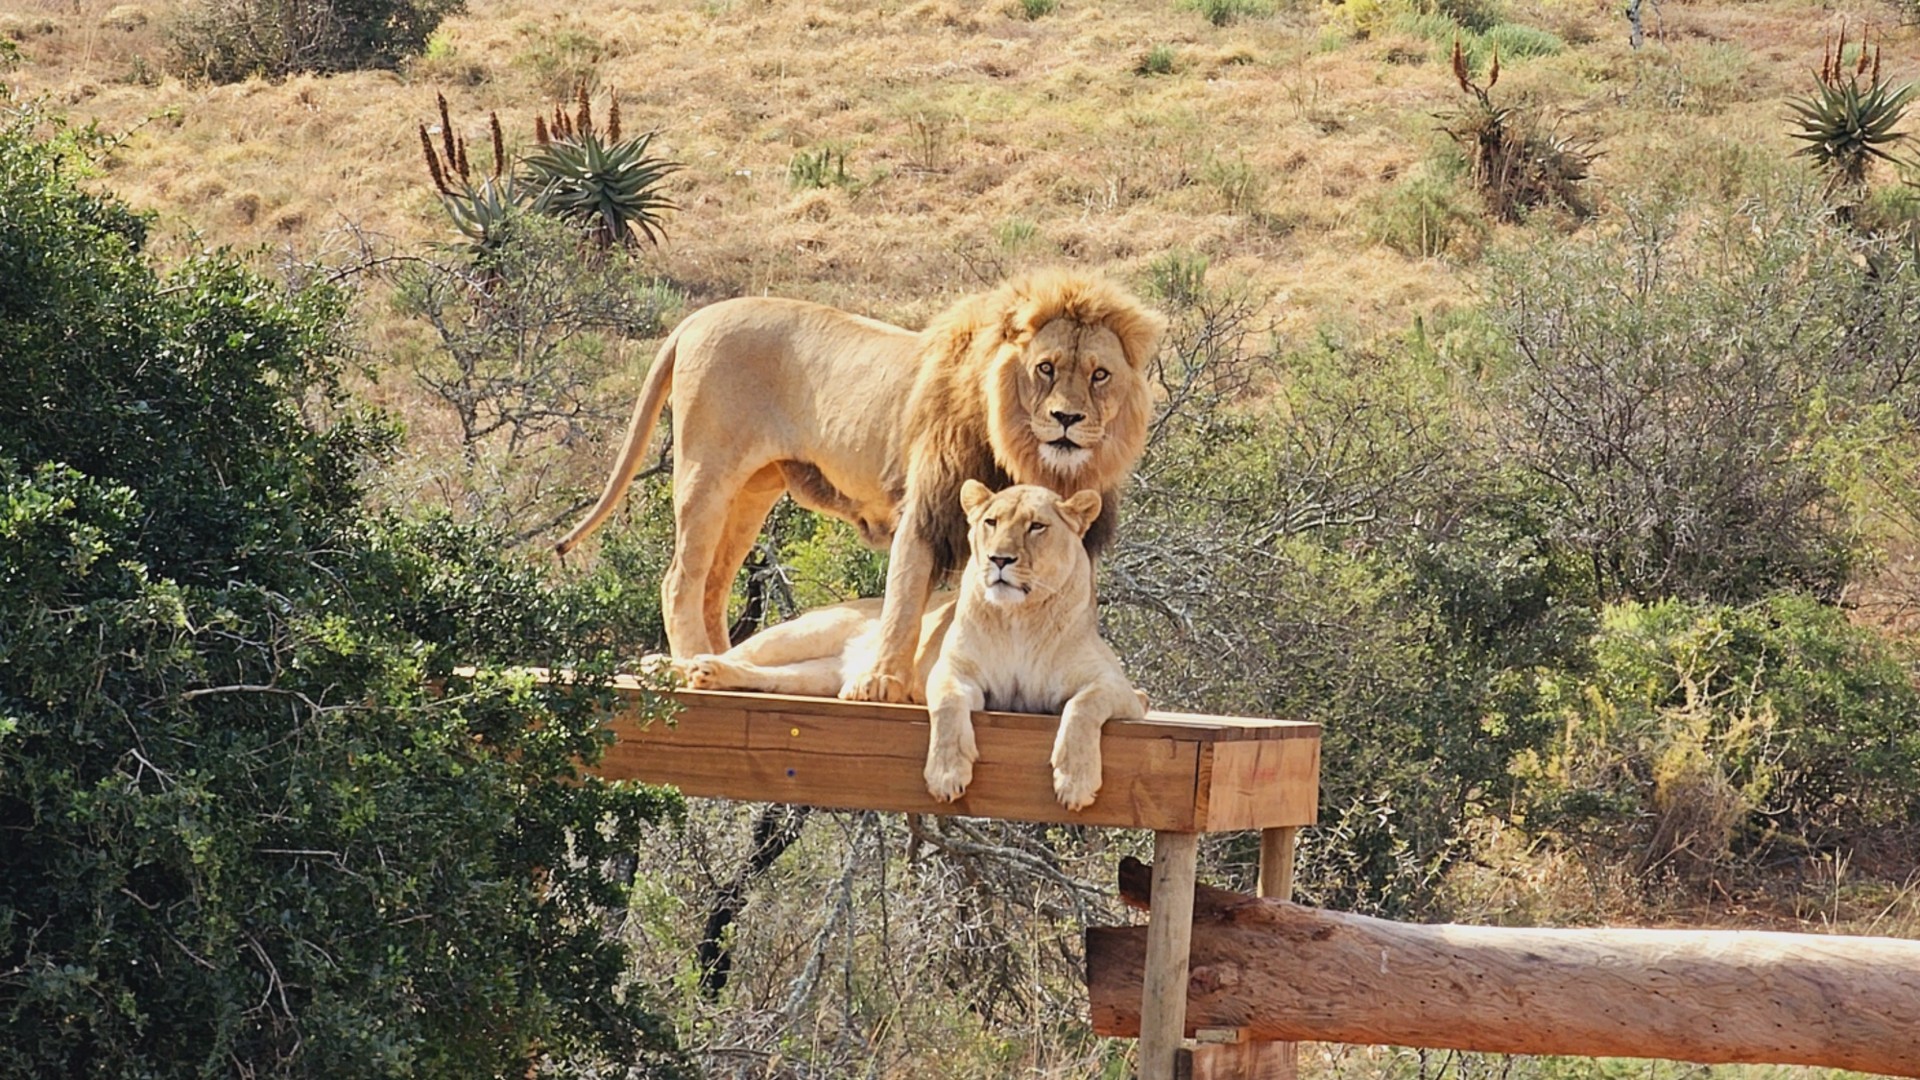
[674,481,1145,811]
[554,271,1164,688]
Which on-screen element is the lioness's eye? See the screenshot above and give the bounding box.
[1029,522,1048,534]
[983,518,997,528]
[1091,368,1110,384]
[1036,362,1055,379]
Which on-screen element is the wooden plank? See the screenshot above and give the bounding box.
[1087,903,1920,1075]
[577,682,1319,832]
[656,686,1318,744]
[1194,738,1319,831]
[1140,831,1200,1080]
[601,739,1203,830]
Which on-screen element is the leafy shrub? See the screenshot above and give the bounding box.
[1104,286,1590,911]
[167,0,463,82]
[1517,595,1920,872]
[1486,192,1920,603]
[0,104,686,1077]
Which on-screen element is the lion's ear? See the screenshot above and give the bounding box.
[961,479,995,518]
[1121,307,1169,371]
[1058,490,1103,536]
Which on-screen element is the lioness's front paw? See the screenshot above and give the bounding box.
[1052,766,1101,812]
[924,749,975,803]
[842,669,910,703]
[1051,742,1102,811]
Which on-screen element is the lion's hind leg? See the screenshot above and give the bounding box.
[681,654,846,697]
[702,464,787,654]
[663,461,774,657]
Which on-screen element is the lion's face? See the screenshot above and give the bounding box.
[1011,318,1143,475]
[958,481,1101,608]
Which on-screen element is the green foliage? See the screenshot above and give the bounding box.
[1480,22,1564,60]
[0,105,686,1076]
[167,0,464,82]
[1486,192,1920,603]
[391,212,683,531]
[1518,596,1920,873]
[1178,0,1275,27]
[1106,301,1590,911]
[788,145,854,190]
[1015,0,1058,18]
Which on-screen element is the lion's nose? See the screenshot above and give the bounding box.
[989,555,1017,570]
[1051,410,1085,429]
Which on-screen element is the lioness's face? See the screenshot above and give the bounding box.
[1019,318,1138,474]
[959,481,1101,607]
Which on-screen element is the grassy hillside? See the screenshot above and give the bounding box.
[7,0,1895,327]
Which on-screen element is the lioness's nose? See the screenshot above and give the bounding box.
[989,555,1017,570]
[1051,410,1085,428]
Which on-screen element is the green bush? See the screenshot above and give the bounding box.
[167,0,464,82]
[0,104,686,1076]
[1105,314,1590,913]
[1518,595,1920,871]
[1487,194,1889,602]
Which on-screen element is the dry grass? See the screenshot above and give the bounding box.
[10,0,1901,342]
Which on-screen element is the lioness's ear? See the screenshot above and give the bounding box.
[961,479,995,518]
[1059,490,1102,536]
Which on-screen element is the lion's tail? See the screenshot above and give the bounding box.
[554,324,682,556]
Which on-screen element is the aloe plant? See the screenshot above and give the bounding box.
[520,127,681,250]
[1788,26,1914,192]
[420,87,681,255]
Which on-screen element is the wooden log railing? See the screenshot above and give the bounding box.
[1090,858,1920,1078]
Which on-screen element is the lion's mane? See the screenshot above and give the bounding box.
[903,269,1164,576]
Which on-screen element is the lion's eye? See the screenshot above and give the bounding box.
[1036,362,1055,380]
[1028,522,1048,534]
[1091,368,1110,384]
[983,518,997,528]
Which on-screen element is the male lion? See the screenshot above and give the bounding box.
[674,481,1146,811]
[554,270,1164,679]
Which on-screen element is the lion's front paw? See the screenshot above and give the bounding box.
[1051,740,1102,812]
[924,747,975,803]
[842,669,911,703]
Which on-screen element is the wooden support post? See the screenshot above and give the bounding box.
[1139,831,1199,1080]
[1256,826,1296,902]
[1183,828,1301,1080]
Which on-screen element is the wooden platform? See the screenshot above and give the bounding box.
[571,673,1319,1080]
[590,679,1320,833]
